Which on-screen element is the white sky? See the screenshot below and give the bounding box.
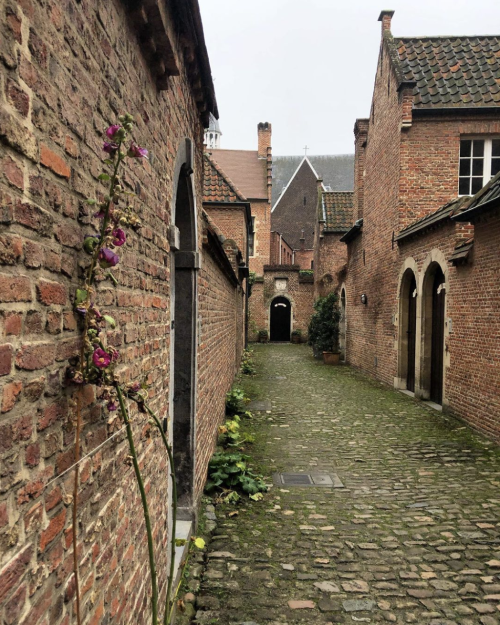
[198,0,498,156]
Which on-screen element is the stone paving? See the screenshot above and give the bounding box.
[191,344,500,625]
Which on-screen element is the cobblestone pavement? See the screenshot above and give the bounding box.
[192,344,500,625]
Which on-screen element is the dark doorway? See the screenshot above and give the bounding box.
[173,162,197,511]
[406,275,417,392]
[430,267,445,404]
[270,297,291,342]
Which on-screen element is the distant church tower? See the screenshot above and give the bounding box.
[204,113,222,149]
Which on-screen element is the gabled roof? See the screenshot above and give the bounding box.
[272,157,323,212]
[454,170,500,221]
[272,154,354,206]
[203,153,246,203]
[392,35,500,108]
[395,196,470,242]
[322,191,354,233]
[207,149,267,200]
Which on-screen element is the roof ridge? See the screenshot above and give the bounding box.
[204,153,247,202]
[397,34,500,41]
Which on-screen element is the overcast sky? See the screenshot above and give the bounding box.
[198,0,498,156]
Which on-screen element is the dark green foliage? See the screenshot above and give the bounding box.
[226,386,247,416]
[205,452,268,496]
[308,292,341,352]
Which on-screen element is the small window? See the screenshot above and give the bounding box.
[248,216,256,256]
[459,138,500,196]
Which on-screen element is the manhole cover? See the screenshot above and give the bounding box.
[273,473,344,488]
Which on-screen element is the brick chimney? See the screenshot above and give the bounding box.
[353,119,369,221]
[258,122,272,203]
[378,10,394,37]
[258,122,271,158]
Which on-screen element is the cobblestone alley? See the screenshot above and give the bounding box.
[192,344,500,625]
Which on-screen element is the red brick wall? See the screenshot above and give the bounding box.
[248,268,314,341]
[248,199,270,274]
[0,1,241,623]
[269,231,293,265]
[293,248,314,270]
[314,233,347,297]
[204,204,248,264]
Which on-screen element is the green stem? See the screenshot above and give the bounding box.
[143,404,178,625]
[116,385,158,625]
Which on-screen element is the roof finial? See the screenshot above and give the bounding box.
[303,145,309,156]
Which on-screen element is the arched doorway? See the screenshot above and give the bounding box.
[339,288,346,361]
[421,263,446,405]
[171,143,197,514]
[399,269,417,392]
[270,297,291,342]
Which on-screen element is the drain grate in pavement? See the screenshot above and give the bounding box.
[274,473,344,488]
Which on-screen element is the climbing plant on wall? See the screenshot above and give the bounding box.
[68,115,201,625]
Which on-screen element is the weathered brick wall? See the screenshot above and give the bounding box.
[248,199,270,275]
[0,0,241,623]
[399,117,500,230]
[314,233,346,298]
[203,204,248,264]
[248,268,314,342]
[397,216,500,442]
[293,248,313,270]
[269,231,293,266]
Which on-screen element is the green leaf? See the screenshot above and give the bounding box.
[103,315,116,328]
[103,159,114,165]
[86,199,97,205]
[98,173,110,181]
[175,538,187,547]
[249,492,264,501]
[75,289,88,305]
[193,537,205,549]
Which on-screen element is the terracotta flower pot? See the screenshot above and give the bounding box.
[291,335,301,344]
[323,351,340,365]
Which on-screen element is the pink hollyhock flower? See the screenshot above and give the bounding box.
[106,125,121,139]
[103,141,119,155]
[128,143,149,159]
[98,248,119,267]
[112,228,126,246]
[93,348,111,369]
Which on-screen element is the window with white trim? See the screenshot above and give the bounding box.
[459,138,500,196]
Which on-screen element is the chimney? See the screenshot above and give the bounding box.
[353,119,369,221]
[378,10,394,37]
[258,122,272,158]
[258,122,272,203]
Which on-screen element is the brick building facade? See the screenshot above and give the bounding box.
[337,11,500,440]
[0,1,247,623]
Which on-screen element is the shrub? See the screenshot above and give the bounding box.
[308,292,341,353]
[205,451,268,498]
[226,386,247,416]
[241,348,256,375]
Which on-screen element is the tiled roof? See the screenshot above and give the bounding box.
[394,36,500,108]
[203,154,246,203]
[208,149,267,200]
[395,196,470,242]
[454,170,500,221]
[272,155,354,206]
[323,191,354,232]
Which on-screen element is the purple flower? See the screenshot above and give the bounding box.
[76,307,87,317]
[112,228,126,247]
[107,401,118,412]
[111,349,120,362]
[93,348,111,369]
[128,143,149,159]
[94,209,106,219]
[106,125,121,140]
[103,141,119,155]
[98,247,119,268]
[128,382,141,393]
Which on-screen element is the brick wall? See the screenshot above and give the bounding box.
[203,204,249,264]
[248,267,314,341]
[269,231,293,266]
[248,199,270,275]
[293,248,314,270]
[0,0,241,623]
[313,233,347,298]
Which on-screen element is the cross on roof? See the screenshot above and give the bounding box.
[303,145,309,156]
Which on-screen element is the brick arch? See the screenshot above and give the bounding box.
[396,259,419,393]
[419,250,449,405]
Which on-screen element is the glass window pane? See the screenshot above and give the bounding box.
[471,177,483,194]
[460,139,472,157]
[473,140,484,157]
[492,140,500,157]
[491,158,500,177]
[472,158,483,176]
[459,178,470,195]
[459,159,470,176]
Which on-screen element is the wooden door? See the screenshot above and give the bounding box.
[406,275,417,392]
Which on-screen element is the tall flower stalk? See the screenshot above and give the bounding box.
[69,116,193,625]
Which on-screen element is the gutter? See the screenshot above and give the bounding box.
[453,195,500,222]
[340,219,363,244]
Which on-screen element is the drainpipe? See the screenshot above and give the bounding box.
[279,233,282,265]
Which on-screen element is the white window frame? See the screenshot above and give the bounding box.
[459,136,500,196]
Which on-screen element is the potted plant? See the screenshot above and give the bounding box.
[308,292,341,364]
[291,329,302,344]
[258,329,269,343]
